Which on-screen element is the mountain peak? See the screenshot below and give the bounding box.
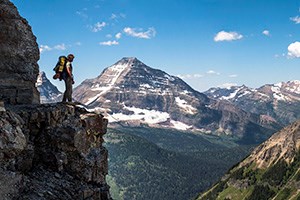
[115,57,142,66]
[36,71,62,103]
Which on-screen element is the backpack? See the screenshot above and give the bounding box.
[53,56,67,80]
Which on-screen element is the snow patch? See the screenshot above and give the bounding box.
[221,89,239,100]
[108,105,170,124]
[286,80,300,94]
[271,85,290,101]
[164,74,175,81]
[170,120,192,130]
[175,97,197,114]
[84,62,131,105]
[236,90,251,99]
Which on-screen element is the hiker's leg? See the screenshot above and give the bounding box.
[66,77,73,102]
[62,79,67,102]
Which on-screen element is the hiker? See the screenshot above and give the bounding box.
[62,54,75,102]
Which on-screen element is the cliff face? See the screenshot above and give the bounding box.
[0,1,111,199]
[0,0,40,104]
[1,104,111,199]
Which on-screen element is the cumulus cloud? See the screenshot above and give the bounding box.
[290,16,300,24]
[214,31,243,42]
[99,40,119,46]
[39,45,52,53]
[91,22,106,32]
[39,43,66,53]
[206,70,220,75]
[123,27,156,39]
[54,44,66,50]
[262,30,270,36]
[177,74,203,79]
[287,41,300,58]
[115,32,122,39]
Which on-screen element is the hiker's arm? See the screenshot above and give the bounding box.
[66,64,74,84]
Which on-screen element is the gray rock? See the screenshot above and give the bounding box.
[0,0,40,105]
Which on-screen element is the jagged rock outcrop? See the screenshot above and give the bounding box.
[1,103,111,199]
[0,0,40,104]
[205,81,300,126]
[0,1,111,199]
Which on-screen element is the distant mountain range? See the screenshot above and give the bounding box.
[36,72,62,103]
[36,58,300,199]
[205,81,300,126]
[198,119,300,200]
[72,57,280,144]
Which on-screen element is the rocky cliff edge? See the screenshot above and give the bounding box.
[0,102,112,199]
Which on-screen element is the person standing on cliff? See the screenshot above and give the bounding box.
[62,54,75,102]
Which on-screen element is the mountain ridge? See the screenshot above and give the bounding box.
[36,71,62,103]
[73,57,280,144]
[205,81,300,126]
[198,119,300,200]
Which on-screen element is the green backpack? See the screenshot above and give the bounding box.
[53,56,67,80]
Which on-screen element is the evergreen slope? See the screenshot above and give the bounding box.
[198,120,300,200]
[104,127,252,200]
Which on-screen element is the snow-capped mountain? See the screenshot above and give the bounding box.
[36,71,62,103]
[205,81,300,125]
[73,57,280,143]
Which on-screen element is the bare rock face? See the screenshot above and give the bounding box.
[240,119,300,169]
[0,1,111,199]
[1,103,111,199]
[0,0,40,104]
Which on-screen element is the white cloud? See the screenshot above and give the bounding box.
[214,31,243,42]
[262,30,270,36]
[54,44,66,50]
[75,42,82,46]
[91,22,106,32]
[106,34,112,38]
[123,27,156,39]
[39,45,52,53]
[207,70,220,75]
[99,40,119,46]
[290,16,300,24]
[115,32,122,39]
[218,83,238,89]
[229,74,238,78]
[177,74,203,79]
[287,41,300,58]
[39,43,66,53]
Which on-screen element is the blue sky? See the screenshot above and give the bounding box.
[11,0,300,92]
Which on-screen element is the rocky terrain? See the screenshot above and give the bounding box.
[205,81,300,126]
[0,0,40,105]
[0,1,111,199]
[73,57,280,144]
[198,120,300,200]
[1,103,111,199]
